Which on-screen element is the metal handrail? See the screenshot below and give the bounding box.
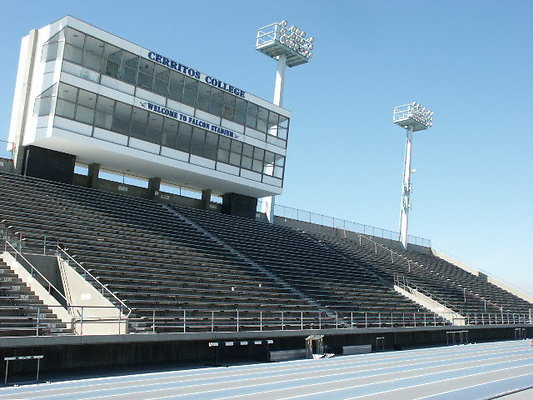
[394,274,458,313]
[357,233,508,312]
[3,239,72,308]
[56,245,132,317]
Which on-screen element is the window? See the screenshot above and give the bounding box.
[234,98,246,125]
[153,65,170,96]
[222,93,235,120]
[42,31,62,62]
[95,96,115,130]
[103,44,122,78]
[246,103,258,129]
[161,118,179,149]
[146,114,163,144]
[264,151,275,176]
[34,85,56,116]
[241,144,253,170]
[137,58,154,90]
[121,52,139,85]
[229,140,242,167]
[204,132,218,160]
[256,107,268,133]
[112,103,132,135]
[196,83,211,112]
[268,111,279,137]
[130,109,148,139]
[217,136,231,163]
[274,155,285,178]
[209,88,223,117]
[182,77,198,107]
[56,83,78,119]
[64,44,83,64]
[169,72,184,102]
[278,116,289,140]
[190,127,205,157]
[74,89,96,124]
[82,36,104,71]
[252,148,265,173]
[65,28,85,48]
[177,123,192,153]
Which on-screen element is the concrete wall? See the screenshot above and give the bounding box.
[1,252,72,325]
[395,285,465,326]
[0,325,530,375]
[58,257,127,335]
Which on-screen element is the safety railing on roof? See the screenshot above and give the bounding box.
[273,204,431,247]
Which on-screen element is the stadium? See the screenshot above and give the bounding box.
[0,11,532,399]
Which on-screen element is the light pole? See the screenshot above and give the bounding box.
[393,102,434,248]
[256,20,314,222]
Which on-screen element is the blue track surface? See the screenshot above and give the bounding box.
[1,340,531,399]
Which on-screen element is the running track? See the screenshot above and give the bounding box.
[1,339,531,399]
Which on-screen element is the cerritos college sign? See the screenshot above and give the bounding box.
[140,102,239,139]
[147,51,246,98]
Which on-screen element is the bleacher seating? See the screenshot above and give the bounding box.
[316,233,531,316]
[0,259,70,336]
[0,172,315,332]
[177,206,444,327]
[0,170,528,335]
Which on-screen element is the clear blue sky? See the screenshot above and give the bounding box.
[1,1,531,295]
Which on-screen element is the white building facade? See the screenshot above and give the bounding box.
[8,16,290,214]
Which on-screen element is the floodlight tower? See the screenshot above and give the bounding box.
[256,20,314,222]
[392,102,434,248]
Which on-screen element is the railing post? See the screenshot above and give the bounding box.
[378,312,381,328]
[183,309,186,333]
[281,311,284,331]
[335,312,338,329]
[433,313,437,326]
[118,304,122,335]
[153,309,156,334]
[236,309,240,332]
[301,311,304,330]
[260,311,263,331]
[211,311,214,333]
[365,312,368,328]
[319,312,322,329]
[350,312,353,328]
[36,308,40,337]
[390,312,393,327]
[80,306,84,336]
[413,312,416,327]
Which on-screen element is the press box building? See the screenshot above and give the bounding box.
[8,16,290,217]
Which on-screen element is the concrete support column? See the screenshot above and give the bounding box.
[148,177,161,200]
[201,189,212,210]
[87,163,100,188]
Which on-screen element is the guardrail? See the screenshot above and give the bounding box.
[56,245,132,318]
[273,204,431,247]
[0,306,530,337]
[2,238,72,310]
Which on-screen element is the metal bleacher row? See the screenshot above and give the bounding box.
[0,171,530,336]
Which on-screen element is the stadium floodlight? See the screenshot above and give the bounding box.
[393,102,434,248]
[256,20,314,222]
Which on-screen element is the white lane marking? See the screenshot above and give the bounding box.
[216,357,533,400]
[1,340,524,397]
[411,372,533,400]
[5,345,525,399]
[120,355,533,400]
